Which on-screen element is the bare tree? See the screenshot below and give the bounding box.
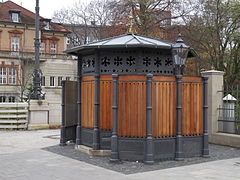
[118,0,194,36]
[183,0,240,86]
[52,0,118,45]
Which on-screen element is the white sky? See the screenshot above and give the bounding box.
[9,0,88,19]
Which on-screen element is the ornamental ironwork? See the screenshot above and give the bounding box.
[126,56,136,66]
[165,58,173,66]
[143,57,151,67]
[154,57,162,67]
[114,57,123,66]
[101,56,110,67]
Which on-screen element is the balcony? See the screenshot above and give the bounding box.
[0,50,73,61]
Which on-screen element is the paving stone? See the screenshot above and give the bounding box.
[0,129,240,180]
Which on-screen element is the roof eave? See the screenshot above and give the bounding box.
[65,44,172,55]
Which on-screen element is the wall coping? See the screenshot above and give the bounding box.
[201,70,225,76]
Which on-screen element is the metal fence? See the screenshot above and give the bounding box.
[218,85,240,134]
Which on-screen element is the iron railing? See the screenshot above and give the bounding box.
[218,85,240,134]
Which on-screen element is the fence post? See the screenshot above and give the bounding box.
[201,70,225,141]
[175,74,183,161]
[93,51,100,150]
[60,80,66,146]
[144,73,154,164]
[202,75,210,157]
[110,74,119,162]
[76,56,82,145]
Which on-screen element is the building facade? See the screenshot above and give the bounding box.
[0,1,77,125]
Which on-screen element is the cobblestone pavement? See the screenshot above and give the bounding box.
[0,129,240,180]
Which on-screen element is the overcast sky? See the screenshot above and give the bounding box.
[10,0,88,19]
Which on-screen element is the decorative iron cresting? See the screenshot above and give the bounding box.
[96,49,174,75]
[82,55,95,73]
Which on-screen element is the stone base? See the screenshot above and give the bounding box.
[28,124,50,130]
[209,133,240,148]
[28,100,49,130]
[75,145,111,156]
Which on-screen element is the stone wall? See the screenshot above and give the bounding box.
[202,70,240,148]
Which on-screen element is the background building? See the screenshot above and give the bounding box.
[0,1,77,125]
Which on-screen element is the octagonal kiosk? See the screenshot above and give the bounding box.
[61,33,209,164]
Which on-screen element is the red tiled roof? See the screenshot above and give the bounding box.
[0,0,70,33]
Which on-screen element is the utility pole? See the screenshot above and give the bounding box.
[31,0,44,100]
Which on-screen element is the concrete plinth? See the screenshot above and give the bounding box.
[211,133,240,148]
[75,145,111,156]
[28,100,49,130]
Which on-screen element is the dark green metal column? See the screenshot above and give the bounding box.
[145,73,154,164]
[76,56,82,145]
[31,0,44,100]
[175,71,183,161]
[110,74,119,162]
[93,51,100,150]
[202,75,210,157]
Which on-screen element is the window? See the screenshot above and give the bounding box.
[41,76,45,86]
[8,96,15,103]
[50,76,55,86]
[11,37,20,52]
[8,67,16,84]
[50,43,57,55]
[0,67,7,84]
[58,77,62,86]
[66,37,70,45]
[40,42,46,54]
[0,96,6,103]
[11,13,19,23]
[44,22,50,30]
[66,77,71,81]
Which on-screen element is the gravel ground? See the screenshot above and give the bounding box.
[43,143,240,175]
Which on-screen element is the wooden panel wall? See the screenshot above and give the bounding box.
[81,76,95,129]
[182,77,203,136]
[80,75,203,137]
[118,75,146,138]
[100,75,112,130]
[152,76,176,138]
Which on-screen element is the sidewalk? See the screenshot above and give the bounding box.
[0,129,239,180]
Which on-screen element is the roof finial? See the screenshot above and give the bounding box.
[128,15,133,34]
[127,15,134,34]
[176,33,184,43]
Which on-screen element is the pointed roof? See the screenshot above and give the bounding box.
[0,1,70,33]
[88,33,172,47]
[223,94,237,101]
[66,33,172,55]
[66,33,196,57]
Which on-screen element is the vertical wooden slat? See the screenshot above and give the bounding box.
[138,82,142,137]
[152,82,158,137]
[118,75,146,138]
[181,77,203,136]
[159,83,163,137]
[99,75,112,131]
[152,76,176,138]
[81,76,95,129]
[162,83,166,137]
[169,83,173,136]
[190,83,194,135]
